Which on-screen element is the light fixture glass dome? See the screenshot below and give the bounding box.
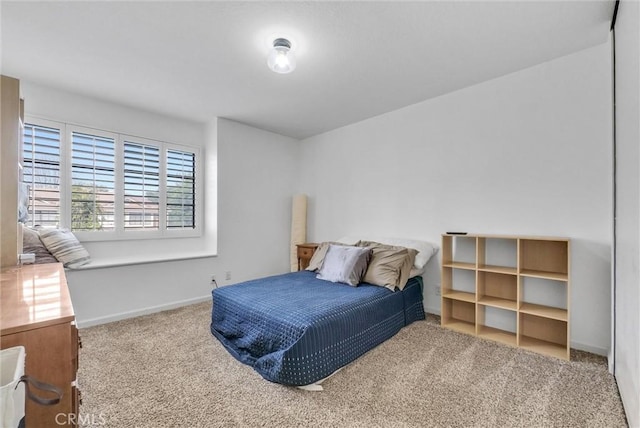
[267,38,296,74]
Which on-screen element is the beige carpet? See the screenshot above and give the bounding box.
[78,302,627,427]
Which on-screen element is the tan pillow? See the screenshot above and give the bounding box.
[306,241,352,272]
[357,241,417,291]
[397,248,418,291]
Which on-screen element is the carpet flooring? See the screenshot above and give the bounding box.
[78,302,627,427]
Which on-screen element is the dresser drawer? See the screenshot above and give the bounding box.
[297,247,315,259]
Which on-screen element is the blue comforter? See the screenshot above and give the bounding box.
[210,270,424,386]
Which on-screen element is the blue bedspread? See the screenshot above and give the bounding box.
[210,270,424,386]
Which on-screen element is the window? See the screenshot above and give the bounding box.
[21,118,201,240]
[123,141,160,231]
[71,130,116,231]
[166,149,195,229]
[22,122,62,228]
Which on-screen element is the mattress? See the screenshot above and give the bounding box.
[210,270,425,386]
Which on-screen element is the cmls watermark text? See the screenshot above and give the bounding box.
[56,413,107,426]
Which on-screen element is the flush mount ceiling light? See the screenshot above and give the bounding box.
[267,38,296,74]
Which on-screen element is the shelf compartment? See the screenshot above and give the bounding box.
[442,266,476,295]
[477,325,517,347]
[442,291,475,303]
[477,305,517,347]
[442,320,476,335]
[477,271,517,311]
[441,235,477,267]
[519,239,569,279]
[519,275,568,314]
[519,303,567,322]
[519,335,569,360]
[519,269,568,282]
[442,261,476,270]
[477,265,517,275]
[519,312,568,360]
[478,296,517,311]
[478,237,517,272]
[442,298,476,335]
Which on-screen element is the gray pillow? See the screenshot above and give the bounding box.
[317,244,372,286]
[22,226,58,264]
[39,228,91,268]
[306,241,351,272]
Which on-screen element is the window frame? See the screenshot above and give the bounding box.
[24,116,203,242]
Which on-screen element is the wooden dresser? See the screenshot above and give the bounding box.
[1,263,80,427]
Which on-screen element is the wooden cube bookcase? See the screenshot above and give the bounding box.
[441,234,570,360]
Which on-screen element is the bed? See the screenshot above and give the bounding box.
[210,269,425,387]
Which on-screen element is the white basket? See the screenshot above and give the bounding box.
[1,346,26,428]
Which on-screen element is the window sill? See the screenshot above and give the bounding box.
[68,251,217,270]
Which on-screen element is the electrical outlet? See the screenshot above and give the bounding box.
[434,285,441,296]
[225,271,232,281]
[211,274,217,283]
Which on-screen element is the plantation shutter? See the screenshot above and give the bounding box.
[22,123,61,227]
[123,141,160,230]
[71,131,116,231]
[166,149,196,229]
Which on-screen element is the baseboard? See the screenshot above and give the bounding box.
[570,341,609,357]
[77,295,211,328]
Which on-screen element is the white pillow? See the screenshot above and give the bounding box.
[337,236,437,270]
[317,245,372,286]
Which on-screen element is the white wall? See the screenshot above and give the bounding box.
[22,82,299,326]
[614,0,640,425]
[215,118,300,283]
[298,43,613,355]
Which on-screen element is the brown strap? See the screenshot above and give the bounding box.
[17,375,63,406]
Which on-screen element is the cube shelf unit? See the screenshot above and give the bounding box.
[441,234,570,360]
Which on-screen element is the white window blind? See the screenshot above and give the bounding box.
[123,141,160,230]
[71,131,116,231]
[166,148,196,229]
[22,123,61,227]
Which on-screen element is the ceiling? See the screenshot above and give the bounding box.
[1,1,613,139]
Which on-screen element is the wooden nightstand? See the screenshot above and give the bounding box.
[297,243,319,271]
